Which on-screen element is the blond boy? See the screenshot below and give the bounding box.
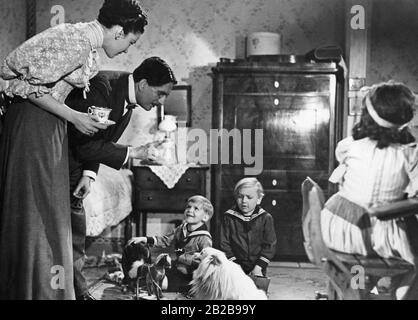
[219,177,277,276]
[128,195,213,291]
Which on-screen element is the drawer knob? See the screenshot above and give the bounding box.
[274,98,280,106]
[272,200,277,206]
[186,178,191,182]
[272,179,277,186]
[274,81,280,88]
[147,196,153,201]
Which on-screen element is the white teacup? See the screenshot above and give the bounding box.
[88,106,112,123]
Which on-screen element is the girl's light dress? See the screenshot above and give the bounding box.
[321,136,418,264]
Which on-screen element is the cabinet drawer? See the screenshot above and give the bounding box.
[136,190,197,211]
[257,171,330,191]
[133,167,202,190]
[224,75,332,94]
[220,171,330,193]
[220,189,303,224]
[223,95,330,113]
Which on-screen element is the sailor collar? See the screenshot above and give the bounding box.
[181,222,212,239]
[225,206,266,222]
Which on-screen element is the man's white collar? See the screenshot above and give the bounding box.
[128,74,137,105]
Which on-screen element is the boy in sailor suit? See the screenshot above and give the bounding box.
[128,195,213,292]
[219,178,277,276]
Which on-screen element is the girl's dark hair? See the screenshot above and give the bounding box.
[98,0,148,34]
[352,81,416,148]
[133,56,177,86]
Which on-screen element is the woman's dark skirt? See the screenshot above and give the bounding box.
[0,100,75,300]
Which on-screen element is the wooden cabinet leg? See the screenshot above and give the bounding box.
[135,211,140,237]
[124,214,133,244]
[142,212,147,236]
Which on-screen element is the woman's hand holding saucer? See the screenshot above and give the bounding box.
[72,111,114,136]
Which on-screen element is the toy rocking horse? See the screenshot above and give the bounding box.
[137,253,172,300]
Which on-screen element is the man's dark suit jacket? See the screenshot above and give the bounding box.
[65,70,134,186]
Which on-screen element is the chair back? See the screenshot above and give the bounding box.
[301,177,329,265]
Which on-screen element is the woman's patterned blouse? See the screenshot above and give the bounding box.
[0,22,101,103]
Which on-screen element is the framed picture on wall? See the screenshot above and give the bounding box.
[160,85,192,127]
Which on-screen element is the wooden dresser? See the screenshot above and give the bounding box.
[128,165,209,238]
[211,57,344,261]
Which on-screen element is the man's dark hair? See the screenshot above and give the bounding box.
[98,0,148,34]
[133,57,177,86]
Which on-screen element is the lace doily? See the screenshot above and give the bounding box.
[148,164,191,189]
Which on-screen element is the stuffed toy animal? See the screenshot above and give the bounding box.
[121,242,152,292]
[190,248,267,300]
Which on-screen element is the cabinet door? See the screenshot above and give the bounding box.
[219,74,336,260]
[223,94,331,171]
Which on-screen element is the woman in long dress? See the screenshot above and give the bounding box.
[0,0,148,300]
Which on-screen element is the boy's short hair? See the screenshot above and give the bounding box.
[187,195,214,220]
[233,177,264,198]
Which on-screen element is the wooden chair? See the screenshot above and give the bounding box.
[301,177,418,300]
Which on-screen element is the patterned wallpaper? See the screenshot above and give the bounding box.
[35,0,345,144]
[0,0,26,62]
[5,1,418,136]
[368,0,418,91]
[367,0,418,130]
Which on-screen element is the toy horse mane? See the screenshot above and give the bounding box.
[154,253,171,268]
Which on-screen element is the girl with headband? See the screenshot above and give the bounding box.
[321,81,418,299]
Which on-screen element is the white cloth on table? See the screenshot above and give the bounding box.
[148,164,191,189]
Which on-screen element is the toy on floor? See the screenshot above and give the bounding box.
[138,253,171,300]
[121,242,152,293]
[105,270,124,285]
[121,241,172,299]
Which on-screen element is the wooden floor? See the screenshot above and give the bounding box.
[82,262,329,300]
[89,280,187,300]
[83,266,189,300]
